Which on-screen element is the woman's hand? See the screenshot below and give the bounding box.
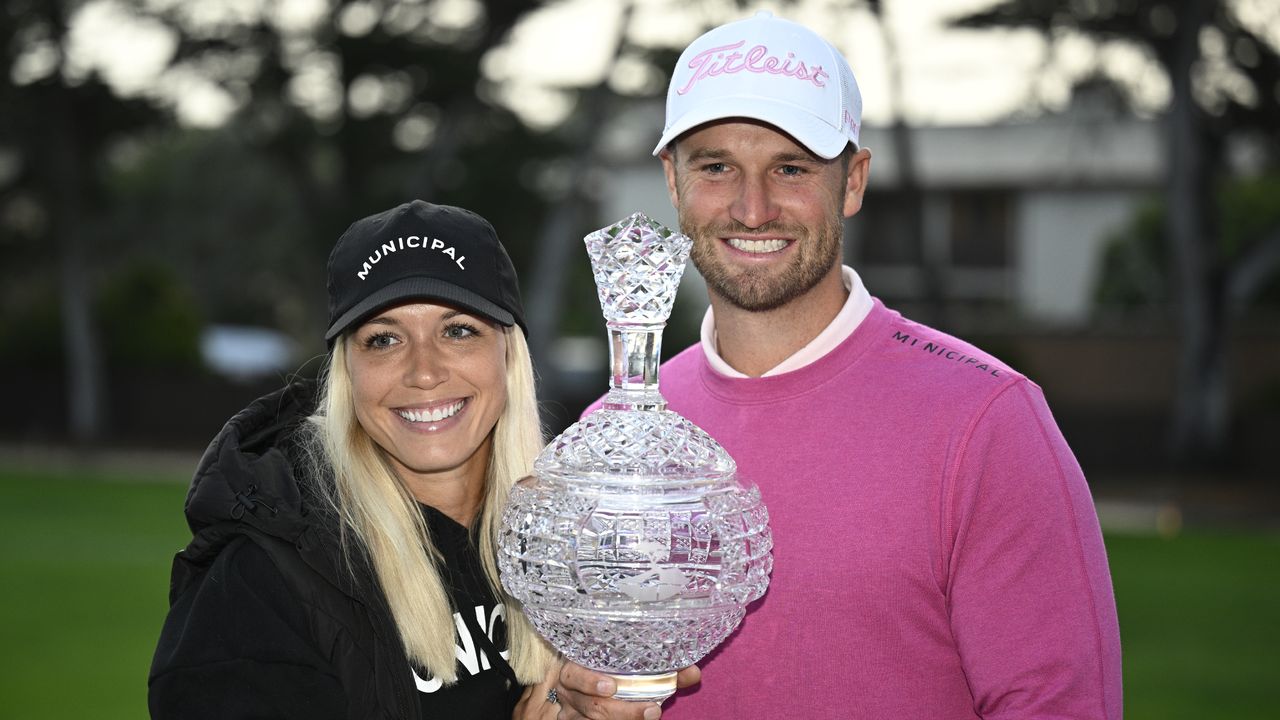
[512,655,568,717]
[513,661,563,720]
[550,661,701,720]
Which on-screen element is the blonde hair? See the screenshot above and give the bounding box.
[307,325,552,685]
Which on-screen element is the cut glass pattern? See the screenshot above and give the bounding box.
[498,213,772,703]
[584,213,693,325]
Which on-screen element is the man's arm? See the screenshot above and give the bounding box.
[944,380,1123,719]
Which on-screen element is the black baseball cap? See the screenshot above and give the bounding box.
[324,200,527,342]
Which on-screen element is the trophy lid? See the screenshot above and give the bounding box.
[535,408,736,484]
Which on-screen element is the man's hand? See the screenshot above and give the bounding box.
[552,661,701,720]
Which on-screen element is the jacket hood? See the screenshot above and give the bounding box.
[184,379,321,543]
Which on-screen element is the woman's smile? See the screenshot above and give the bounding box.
[394,398,468,431]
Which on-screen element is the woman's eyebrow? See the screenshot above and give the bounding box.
[442,309,490,324]
[363,316,401,328]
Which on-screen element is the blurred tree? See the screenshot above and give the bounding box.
[97,262,203,370]
[953,0,1280,463]
[2,0,578,443]
[146,0,569,341]
[1095,200,1169,309]
[0,0,170,443]
[101,129,311,333]
[1097,174,1280,311]
[865,0,940,326]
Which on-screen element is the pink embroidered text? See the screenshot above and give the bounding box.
[677,41,830,95]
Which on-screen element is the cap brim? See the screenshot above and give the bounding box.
[652,95,853,159]
[325,276,515,341]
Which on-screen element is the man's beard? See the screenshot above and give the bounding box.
[684,216,843,312]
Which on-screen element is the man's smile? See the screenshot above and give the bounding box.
[726,237,791,254]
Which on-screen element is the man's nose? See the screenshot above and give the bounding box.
[729,174,780,229]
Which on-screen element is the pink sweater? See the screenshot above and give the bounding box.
[624,299,1122,719]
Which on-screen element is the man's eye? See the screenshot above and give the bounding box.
[779,165,804,176]
[703,162,727,174]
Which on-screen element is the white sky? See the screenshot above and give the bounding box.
[45,0,1278,130]
[485,0,1057,128]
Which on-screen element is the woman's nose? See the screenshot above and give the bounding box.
[403,342,447,389]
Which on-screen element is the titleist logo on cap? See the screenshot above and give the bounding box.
[356,235,466,281]
[677,40,830,95]
[653,11,862,159]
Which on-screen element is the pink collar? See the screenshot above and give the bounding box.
[701,266,874,378]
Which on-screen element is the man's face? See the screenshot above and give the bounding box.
[660,120,869,312]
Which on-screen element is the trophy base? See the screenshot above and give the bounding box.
[610,671,678,703]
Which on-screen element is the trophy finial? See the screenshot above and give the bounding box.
[584,212,692,326]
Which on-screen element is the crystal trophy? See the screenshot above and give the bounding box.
[498,213,773,703]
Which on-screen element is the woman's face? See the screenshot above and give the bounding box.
[346,302,508,489]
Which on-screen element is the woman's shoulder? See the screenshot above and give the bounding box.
[206,533,302,604]
[183,379,322,535]
[223,378,321,455]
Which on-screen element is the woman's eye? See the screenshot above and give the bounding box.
[364,332,399,349]
[444,323,479,339]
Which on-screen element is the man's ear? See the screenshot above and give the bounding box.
[659,147,680,208]
[842,147,873,218]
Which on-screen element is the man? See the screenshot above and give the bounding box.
[556,10,1122,720]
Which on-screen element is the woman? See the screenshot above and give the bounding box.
[148,201,561,719]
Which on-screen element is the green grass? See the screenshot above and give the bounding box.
[1108,531,1280,719]
[1,467,1277,719]
[0,467,191,720]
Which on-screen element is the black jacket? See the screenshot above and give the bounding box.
[148,381,522,719]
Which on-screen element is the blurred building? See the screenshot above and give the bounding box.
[596,93,1161,331]
[849,115,1160,328]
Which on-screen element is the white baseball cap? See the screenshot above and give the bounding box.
[653,11,862,159]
